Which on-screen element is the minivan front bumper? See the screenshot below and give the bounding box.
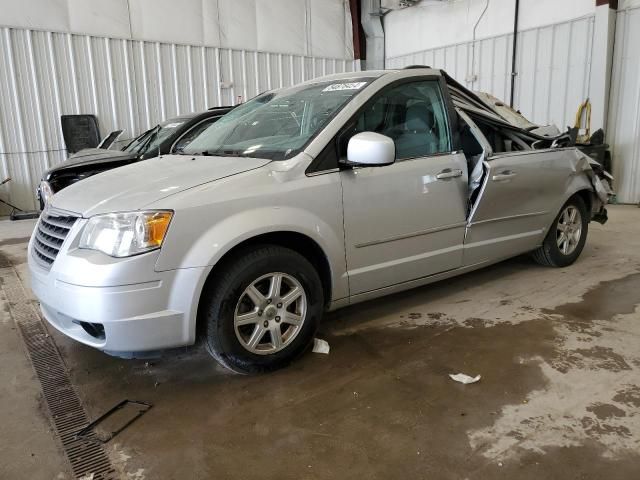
[28,228,207,354]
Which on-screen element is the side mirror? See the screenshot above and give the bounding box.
[345,132,395,167]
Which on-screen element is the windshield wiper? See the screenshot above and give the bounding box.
[137,124,161,155]
[195,149,249,157]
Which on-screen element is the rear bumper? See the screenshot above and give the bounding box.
[28,234,208,353]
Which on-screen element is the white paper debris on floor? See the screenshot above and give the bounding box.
[312,338,330,354]
[449,373,481,384]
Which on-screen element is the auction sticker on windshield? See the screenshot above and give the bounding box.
[322,82,368,92]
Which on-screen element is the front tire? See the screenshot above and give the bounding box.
[201,245,324,374]
[532,195,589,267]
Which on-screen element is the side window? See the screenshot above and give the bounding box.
[173,118,218,153]
[340,80,451,161]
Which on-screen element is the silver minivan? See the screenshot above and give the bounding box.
[29,68,609,373]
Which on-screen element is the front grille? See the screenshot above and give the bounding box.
[33,211,78,269]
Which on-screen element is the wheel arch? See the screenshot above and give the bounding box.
[532,187,591,268]
[574,189,593,218]
[560,186,594,220]
[555,166,596,221]
[195,231,335,339]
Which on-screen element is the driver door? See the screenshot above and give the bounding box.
[340,79,468,295]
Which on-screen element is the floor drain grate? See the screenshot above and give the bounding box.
[1,264,118,480]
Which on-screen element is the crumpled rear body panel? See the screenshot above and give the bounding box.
[443,70,612,225]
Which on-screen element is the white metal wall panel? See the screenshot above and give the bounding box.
[129,0,205,46]
[0,27,359,212]
[383,0,596,60]
[0,0,355,59]
[387,16,595,131]
[608,5,640,204]
[66,0,131,39]
[211,0,258,52]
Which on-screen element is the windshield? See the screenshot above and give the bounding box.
[182,79,372,160]
[123,119,187,154]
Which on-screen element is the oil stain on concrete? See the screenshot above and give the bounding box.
[469,273,640,469]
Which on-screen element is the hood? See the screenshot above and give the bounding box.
[51,154,271,217]
[48,148,138,172]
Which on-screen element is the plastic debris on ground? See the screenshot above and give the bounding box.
[312,338,330,354]
[449,373,481,384]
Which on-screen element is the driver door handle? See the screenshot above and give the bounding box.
[492,170,517,182]
[436,168,463,180]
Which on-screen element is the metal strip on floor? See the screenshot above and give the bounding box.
[0,261,118,480]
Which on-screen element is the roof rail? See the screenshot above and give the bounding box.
[403,65,432,69]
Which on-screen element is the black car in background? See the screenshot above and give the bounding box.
[37,106,233,209]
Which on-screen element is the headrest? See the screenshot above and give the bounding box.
[405,103,433,132]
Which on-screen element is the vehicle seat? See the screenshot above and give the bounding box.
[394,103,438,158]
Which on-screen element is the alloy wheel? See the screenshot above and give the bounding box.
[556,205,582,256]
[234,272,307,355]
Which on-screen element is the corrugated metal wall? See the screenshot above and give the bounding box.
[386,16,595,131]
[386,8,640,205]
[0,27,359,212]
[608,5,640,204]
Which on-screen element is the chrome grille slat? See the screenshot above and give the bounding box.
[41,216,77,229]
[34,237,58,256]
[32,212,78,270]
[33,239,56,263]
[35,230,63,250]
[38,222,68,240]
[33,248,54,268]
[40,220,73,236]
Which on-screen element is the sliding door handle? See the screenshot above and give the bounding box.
[492,170,517,182]
[436,168,463,180]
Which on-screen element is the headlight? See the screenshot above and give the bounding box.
[79,210,173,257]
[39,181,54,206]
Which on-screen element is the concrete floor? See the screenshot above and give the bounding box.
[1,205,639,479]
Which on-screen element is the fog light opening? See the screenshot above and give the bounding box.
[74,321,105,340]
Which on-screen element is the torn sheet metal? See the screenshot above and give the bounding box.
[474,93,562,139]
[529,125,562,138]
[473,91,538,131]
[443,71,574,148]
[443,69,613,224]
[468,152,485,200]
[575,150,614,205]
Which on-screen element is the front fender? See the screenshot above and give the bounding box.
[155,206,349,302]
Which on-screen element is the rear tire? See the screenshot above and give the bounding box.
[201,245,324,374]
[532,195,588,268]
